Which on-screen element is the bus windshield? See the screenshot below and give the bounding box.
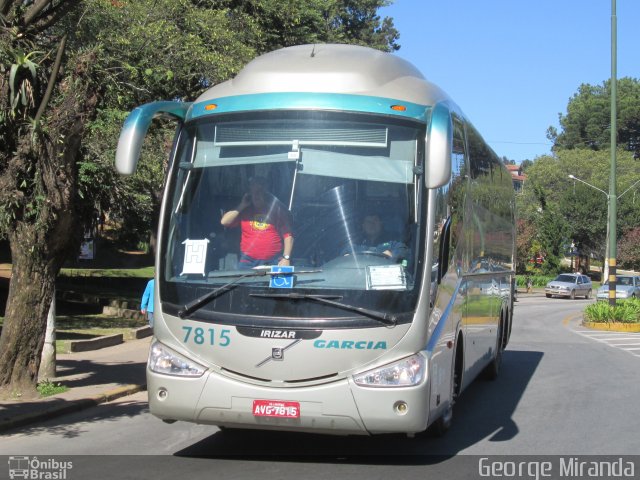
[160,110,425,326]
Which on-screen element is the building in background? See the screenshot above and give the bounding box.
[507,164,526,192]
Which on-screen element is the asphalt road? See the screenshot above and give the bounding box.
[2,295,638,479]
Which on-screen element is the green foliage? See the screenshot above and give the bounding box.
[584,298,640,324]
[585,301,614,322]
[516,275,555,288]
[37,380,69,397]
[74,0,259,106]
[8,50,40,114]
[533,77,640,276]
[618,228,640,270]
[219,0,399,53]
[550,78,640,158]
[517,148,639,271]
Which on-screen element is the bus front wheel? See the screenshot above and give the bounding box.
[431,337,461,437]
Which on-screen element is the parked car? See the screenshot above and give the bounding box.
[596,275,640,301]
[545,273,593,299]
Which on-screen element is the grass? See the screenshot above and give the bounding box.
[584,297,640,323]
[56,314,145,330]
[0,315,147,352]
[37,380,69,397]
[59,266,154,278]
[54,314,148,353]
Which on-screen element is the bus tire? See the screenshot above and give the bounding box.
[483,316,504,381]
[431,335,461,436]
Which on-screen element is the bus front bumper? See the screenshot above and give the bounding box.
[147,367,431,436]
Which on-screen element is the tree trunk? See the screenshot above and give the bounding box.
[0,227,57,398]
[38,292,56,381]
[0,49,99,398]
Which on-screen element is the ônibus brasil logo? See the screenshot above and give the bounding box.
[8,456,73,479]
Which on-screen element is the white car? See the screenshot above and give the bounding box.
[545,273,593,299]
[596,275,640,301]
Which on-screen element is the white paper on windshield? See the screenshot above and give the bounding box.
[181,239,210,276]
[366,264,406,290]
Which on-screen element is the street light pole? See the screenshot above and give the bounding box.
[608,0,617,306]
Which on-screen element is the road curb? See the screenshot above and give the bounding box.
[583,321,640,332]
[0,383,146,433]
[563,312,640,332]
[69,333,124,352]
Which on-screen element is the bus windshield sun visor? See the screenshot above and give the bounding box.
[178,269,322,318]
[250,292,397,326]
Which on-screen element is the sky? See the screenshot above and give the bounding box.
[379,0,639,164]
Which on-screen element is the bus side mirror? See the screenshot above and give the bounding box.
[425,103,452,188]
[115,101,191,175]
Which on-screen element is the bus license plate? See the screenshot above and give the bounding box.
[252,400,300,418]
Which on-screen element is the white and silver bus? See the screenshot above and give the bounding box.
[116,44,515,436]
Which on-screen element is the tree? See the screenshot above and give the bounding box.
[219,0,400,53]
[536,205,569,275]
[548,77,640,158]
[516,218,536,274]
[516,153,576,273]
[520,159,533,171]
[75,0,260,252]
[0,0,102,396]
[517,147,639,270]
[618,227,640,271]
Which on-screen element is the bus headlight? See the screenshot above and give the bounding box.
[148,340,206,377]
[353,354,426,387]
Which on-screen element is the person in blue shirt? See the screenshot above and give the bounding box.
[140,278,154,328]
[346,212,409,263]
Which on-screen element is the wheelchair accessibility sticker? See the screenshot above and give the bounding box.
[270,266,294,289]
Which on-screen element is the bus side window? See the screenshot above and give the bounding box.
[448,117,467,275]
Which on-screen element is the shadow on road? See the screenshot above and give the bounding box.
[2,396,148,438]
[175,349,543,463]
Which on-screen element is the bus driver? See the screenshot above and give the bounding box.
[220,176,294,269]
[346,212,409,264]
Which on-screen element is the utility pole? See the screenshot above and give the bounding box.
[608,0,618,306]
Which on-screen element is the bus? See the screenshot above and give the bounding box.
[116,44,516,436]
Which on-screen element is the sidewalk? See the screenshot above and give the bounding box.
[0,336,151,433]
[516,288,546,298]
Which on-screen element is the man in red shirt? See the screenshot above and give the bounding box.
[221,177,293,269]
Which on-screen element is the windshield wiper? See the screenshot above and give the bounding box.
[178,269,322,318]
[250,292,397,326]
